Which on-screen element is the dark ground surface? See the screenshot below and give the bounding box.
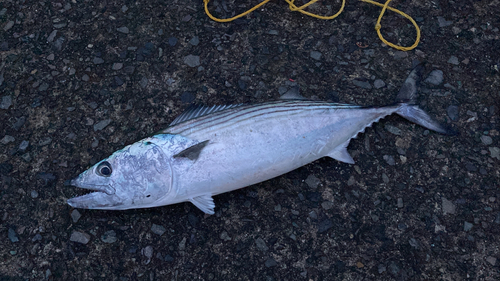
[1,0,500,280]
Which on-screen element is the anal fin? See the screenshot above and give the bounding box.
[189,194,215,215]
[326,140,355,164]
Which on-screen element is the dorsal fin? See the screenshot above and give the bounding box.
[169,104,243,126]
[280,86,307,100]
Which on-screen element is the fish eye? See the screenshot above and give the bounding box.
[96,161,112,177]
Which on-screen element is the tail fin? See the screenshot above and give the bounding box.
[395,63,425,104]
[395,63,452,135]
[396,104,449,134]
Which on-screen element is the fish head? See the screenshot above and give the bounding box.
[67,137,174,210]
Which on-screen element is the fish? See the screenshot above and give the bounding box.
[67,64,449,214]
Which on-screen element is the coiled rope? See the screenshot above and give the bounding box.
[203,0,420,51]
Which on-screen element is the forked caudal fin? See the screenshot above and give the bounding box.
[395,63,451,135]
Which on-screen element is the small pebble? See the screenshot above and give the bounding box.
[140,77,148,88]
[30,190,38,198]
[101,230,117,243]
[47,30,57,43]
[397,198,403,208]
[3,21,14,31]
[318,219,333,233]
[397,223,407,230]
[265,258,277,267]
[70,231,91,244]
[373,79,385,89]
[114,76,124,86]
[151,224,166,236]
[38,82,49,92]
[463,221,473,232]
[393,51,408,59]
[189,36,200,46]
[178,237,186,251]
[310,51,322,60]
[480,135,493,145]
[8,228,19,242]
[489,147,500,160]
[442,197,456,215]
[112,62,123,70]
[388,261,401,276]
[37,137,52,146]
[465,163,477,172]
[385,125,402,135]
[184,55,200,67]
[32,233,42,242]
[383,155,396,166]
[448,56,460,65]
[165,254,174,262]
[93,57,104,64]
[353,80,372,89]
[168,37,177,46]
[424,70,444,85]
[309,211,318,220]
[116,26,129,34]
[255,238,268,252]
[71,209,81,223]
[321,201,334,210]
[447,105,459,121]
[0,95,12,109]
[437,16,453,27]
[305,174,320,189]
[1,135,15,144]
[124,66,135,74]
[141,246,153,264]
[220,231,231,241]
[486,256,497,266]
[93,119,111,131]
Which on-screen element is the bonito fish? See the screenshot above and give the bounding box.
[67,65,448,214]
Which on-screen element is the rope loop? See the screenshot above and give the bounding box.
[203,0,421,51]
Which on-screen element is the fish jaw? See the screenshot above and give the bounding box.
[67,190,120,209]
[67,177,125,209]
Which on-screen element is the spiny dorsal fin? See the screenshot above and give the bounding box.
[173,140,209,161]
[169,104,243,126]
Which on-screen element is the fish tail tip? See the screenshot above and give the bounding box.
[397,104,450,135]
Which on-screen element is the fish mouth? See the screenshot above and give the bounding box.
[67,179,118,209]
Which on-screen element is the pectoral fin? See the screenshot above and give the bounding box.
[326,140,355,164]
[189,194,215,215]
[173,140,209,160]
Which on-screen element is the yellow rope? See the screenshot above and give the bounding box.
[203,0,420,51]
[362,0,420,51]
